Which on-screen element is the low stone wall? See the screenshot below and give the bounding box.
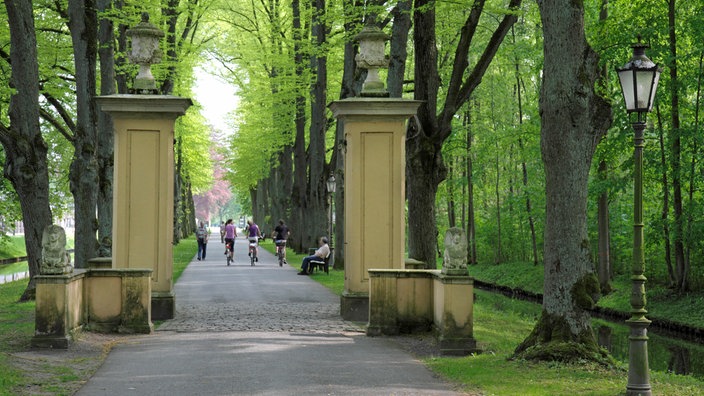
[367,269,477,356]
[32,268,153,349]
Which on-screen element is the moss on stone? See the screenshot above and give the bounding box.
[571,272,600,310]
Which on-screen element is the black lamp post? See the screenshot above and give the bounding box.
[326,174,336,247]
[617,42,661,396]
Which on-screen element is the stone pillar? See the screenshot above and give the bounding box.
[329,98,420,321]
[433,275,477,355]
[96,95,192,320]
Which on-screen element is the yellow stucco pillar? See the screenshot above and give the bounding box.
[96,95,192,320]
[329,98,421,321]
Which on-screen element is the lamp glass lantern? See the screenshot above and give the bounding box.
[326,174,336,194]
[617,44,661,115]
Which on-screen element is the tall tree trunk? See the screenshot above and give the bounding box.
[465,110,477,264]
[306,0,328,246]
[174,137,183,243]
[514,1,612,362]
[656,105,675,286]
[494,140,502,264]
[595,0,611,290]
[512,25,538,265]
[68,0,99,268]
[115,0,128,94]
[447,160,456,228]
[597,159,612,293]
[97,0,115,257]
[1,0,53,300]
[409,0,443,267]
[289,0,307,253]
[686,52,703,280]
[387,0,411,98]
[668,0,687,292]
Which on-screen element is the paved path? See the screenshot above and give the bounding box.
[77,237,462,395]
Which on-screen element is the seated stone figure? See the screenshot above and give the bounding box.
[40,225,73,275]
[442,227,468,276]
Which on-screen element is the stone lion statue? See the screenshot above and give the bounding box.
[442,227,468,276]
[40,225,73,275]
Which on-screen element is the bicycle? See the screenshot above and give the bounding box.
[248,238,258,266]
[225,242,233,266]
[275,240,287,267]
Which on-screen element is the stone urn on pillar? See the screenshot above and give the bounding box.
[329,26,421,321]
[96,13,191,320]
[126,12,164,94]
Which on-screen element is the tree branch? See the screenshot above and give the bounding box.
[42,91,76,133]
[440,0,522,139]
[39,107,74,142]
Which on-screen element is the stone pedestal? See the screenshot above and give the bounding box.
[96,95,192,320]
[33,272,87,348]
[329,98,421,321]
[433,274,477,355]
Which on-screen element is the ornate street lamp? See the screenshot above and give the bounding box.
[326,174,336,248]
[126,12,165,94]
[617,42,661,396]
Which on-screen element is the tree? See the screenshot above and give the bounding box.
[67,0,100,268]
[1,0,53,300]
[409,0,522,268]
[513,0,612,362]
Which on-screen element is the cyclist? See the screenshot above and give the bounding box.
[273,219,290,264]
[246,219,262,261]
[223,219,237,260]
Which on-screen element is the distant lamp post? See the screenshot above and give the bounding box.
[326,174,336,248]
[617,41,661,396]
[355,25,389,97]
[126,12,165,93]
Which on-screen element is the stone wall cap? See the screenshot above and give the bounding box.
[368,269,441,278]
[432,273,475,284]
[95,94,192,117]
[329,98,422,118]
[35,270,87,283]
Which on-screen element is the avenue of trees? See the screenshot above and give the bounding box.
[1,0,703,362]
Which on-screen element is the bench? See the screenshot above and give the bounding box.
[308,248,331,274]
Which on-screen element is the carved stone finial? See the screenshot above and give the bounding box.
[355,25,390,97]
[126,12,165,93]
[40,225,73,275]
[442,227,469,276]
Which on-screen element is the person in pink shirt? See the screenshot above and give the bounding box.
[224,219,237,258]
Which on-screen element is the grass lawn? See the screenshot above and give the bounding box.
[0,236,27,260]
[0,280,34,394]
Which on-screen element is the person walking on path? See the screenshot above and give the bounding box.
[196,221,209,261]
[298,236,330,275]
[219,221,225,243]
[223,218,237,259]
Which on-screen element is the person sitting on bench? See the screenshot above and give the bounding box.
[297,236,330,275]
